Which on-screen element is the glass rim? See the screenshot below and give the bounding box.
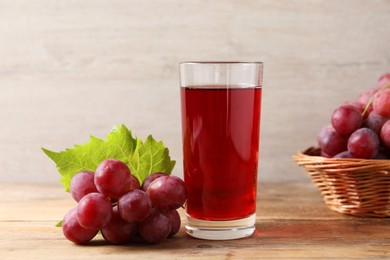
[180,61,263,65]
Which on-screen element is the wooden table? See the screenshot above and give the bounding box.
[1,182,389,259]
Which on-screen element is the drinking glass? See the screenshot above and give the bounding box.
[180,62,263,240]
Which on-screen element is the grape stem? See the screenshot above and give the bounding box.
[362,83,390,117]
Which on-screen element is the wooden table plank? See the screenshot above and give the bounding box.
[0,182,341,221]
[0,182,389,259]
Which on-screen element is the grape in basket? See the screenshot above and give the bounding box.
[317,73,390,159]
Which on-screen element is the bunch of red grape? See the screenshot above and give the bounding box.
[62,158,187,245]
[317,73,390,159]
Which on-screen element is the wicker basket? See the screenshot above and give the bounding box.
[293,147,390,217]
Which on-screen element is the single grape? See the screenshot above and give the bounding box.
[70,171,98,202]
[347,128,380,159]
[363,111,388,134]
[118,189,151,222]
[331,105,363,135]
[141,172,167,191]
[317,125,348,156]
[380,120,390,148]
[130,174,141,190]
[375,73,390,90]
[101,206,137,245]
[373,89,390,117]
[357,88,375,104]
[161,209,181,238]
[147,176,187,210]
[95,159,132,199]
[333,151,353,158]
[138,210,171,244]
[62,207,98,244]
[77,192,112,229]
[343,101,363,112]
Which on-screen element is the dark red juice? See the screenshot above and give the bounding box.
[181,86,261,220]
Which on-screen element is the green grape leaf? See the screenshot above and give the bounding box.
[129,135,176,182]
[42,124,175,192]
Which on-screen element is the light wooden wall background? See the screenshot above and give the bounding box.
[1,0,389,183]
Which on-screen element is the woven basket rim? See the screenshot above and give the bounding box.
[294,147,390,166]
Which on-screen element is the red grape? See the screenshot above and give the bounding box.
[317,125,348,156]
[138,210,171,244]
[373,89,390,117]
[161,209,181,238]
[147,176,187,210]
[342,101,363,112]
[375,73,390,90]
[380,120,390,148]
[331,105,363,135]
[77,192,112,229]
[347,128,380,159]
[118,189,152,222]
[101,206,137,245]
[62,207,98,244]
[357,88,375,105]
[95,159,132,199]
[363,111,388,134]
[70,171,98,202]
[333,151,353,158]
[130,174,140,190]
[141,172,167,191]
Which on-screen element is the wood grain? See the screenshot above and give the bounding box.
[0,182,389,259]
[0,1,390,183]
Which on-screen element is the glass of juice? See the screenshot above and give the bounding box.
[180,62,263,240]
